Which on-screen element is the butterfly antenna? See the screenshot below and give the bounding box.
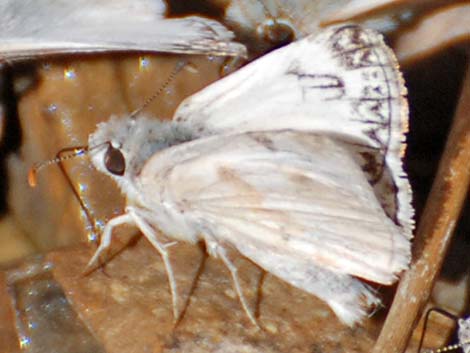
[128,60,188,120]
[28,146,88,187]
[28,145,106,243]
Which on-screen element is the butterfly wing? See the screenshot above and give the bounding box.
[174,24,413,241]
[137,130,411,324]
[0,0,246,60]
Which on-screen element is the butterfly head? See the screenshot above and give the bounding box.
[88,115,191,199]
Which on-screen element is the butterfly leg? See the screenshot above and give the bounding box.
[126,206,180,321]
[213,244,259,326]
[85,213,134,272]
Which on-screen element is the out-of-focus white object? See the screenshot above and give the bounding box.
[0,0,246,61]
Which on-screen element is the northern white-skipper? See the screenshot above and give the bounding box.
[31,25,413,327]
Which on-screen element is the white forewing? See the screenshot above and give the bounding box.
[176,26,400,144]
[175,24,413,240]
[0,0,246,61]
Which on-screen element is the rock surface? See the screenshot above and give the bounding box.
[3,238,380,353]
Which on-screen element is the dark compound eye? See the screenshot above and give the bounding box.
[104,145,125,176]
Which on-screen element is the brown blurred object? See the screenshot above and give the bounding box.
[394,3,470,66]
[405,304,460,353]
[0,99,4,143]
[1,238,379,353]
[7,54,225,252]
[373,61,470,352]
[321,0,463,24]
[0,216,35,264]
[0,270,19,353]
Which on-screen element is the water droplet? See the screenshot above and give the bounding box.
[19,335,31,349]
[63,68,77,80]
[139,56,150,71]
[47,104,58,114]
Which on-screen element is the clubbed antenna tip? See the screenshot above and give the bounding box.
[28,167,38,187]
[27,146,88,188]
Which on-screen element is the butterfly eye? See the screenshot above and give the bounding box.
[104,145,125,176]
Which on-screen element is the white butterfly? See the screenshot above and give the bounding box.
[81,24,413,327]
[0,0,246,61]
